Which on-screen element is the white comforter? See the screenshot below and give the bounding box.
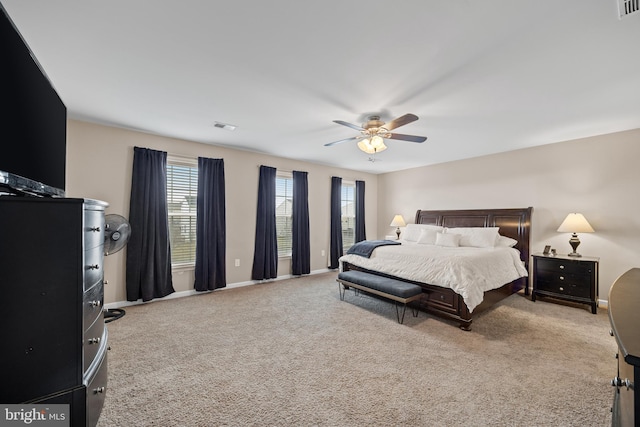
[339,241,528,313]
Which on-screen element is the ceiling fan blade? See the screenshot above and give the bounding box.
[333,120,365,131]
[387,133,427,143]
[383,113,419,131]
[324,136,361,147]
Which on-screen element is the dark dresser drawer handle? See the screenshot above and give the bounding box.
[559,276,564,280]
[88,337,101,345]
[88,264,100,270]
[89,227,101,232]
[89,300,101,307]
[93,387,105,394]
[559,265,565,269]
[559,287,564,291]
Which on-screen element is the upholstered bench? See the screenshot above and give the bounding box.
[337,270,424,324]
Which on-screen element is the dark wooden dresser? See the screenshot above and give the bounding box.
[609,268,640,427]
[531,253,599,313]
[0,196,109,426]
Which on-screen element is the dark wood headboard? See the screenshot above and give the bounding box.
[415,207,533,268]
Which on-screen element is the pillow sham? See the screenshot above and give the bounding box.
[435,232,460,247]
[496,235,518,247]
[416,228,438,245]
[444,227,499,248]
[402,223,444,242]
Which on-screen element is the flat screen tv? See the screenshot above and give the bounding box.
[0,5,66,197]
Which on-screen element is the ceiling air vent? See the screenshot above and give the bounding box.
[213,121,237,131]
[618,0,640,18]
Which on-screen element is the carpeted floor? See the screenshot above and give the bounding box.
[97,272,616,426]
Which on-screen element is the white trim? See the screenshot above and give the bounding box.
[103,268,333,310]
[167,153,197,166]
[276,170,293,178]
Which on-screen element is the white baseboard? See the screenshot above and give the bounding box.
[103,268,334,310]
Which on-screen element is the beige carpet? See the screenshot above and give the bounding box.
[97,272,616,426]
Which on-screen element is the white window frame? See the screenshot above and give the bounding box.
[341,180,356,252]
[166,155,198,270]
[275,171,293,258]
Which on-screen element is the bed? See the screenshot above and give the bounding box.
[339,207,532,330]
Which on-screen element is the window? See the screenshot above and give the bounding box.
[275,172,293,257]
[166,156,198,266]
[341,181,355,251]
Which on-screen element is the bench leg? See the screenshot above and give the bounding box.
[395,302,408,324]
[411,305,419,318]
[338,282,346,301]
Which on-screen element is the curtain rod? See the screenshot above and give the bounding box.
[254,167,363,182]
[257,165,306,175]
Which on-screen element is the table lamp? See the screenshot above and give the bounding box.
[557,213,594,257]
[390,215,406,240]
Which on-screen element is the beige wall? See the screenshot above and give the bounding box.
[67,118,639,306]
[66,120,378,305]
[377,128,640,303]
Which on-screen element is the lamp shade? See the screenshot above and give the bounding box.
[390,215,406,227]
[357,136,387,154]
[557,213,594,233]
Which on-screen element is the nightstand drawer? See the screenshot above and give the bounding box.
[535,275,591,299]
[536,257,594,275]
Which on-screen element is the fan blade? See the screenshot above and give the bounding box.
[324,136,361,147]
[384,113,419,131]
[333,120,364,131]
[387,133,427,143]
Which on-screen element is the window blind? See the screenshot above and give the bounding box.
[276,174,293,257]
[167,162,198,265]
[341,182,355,251]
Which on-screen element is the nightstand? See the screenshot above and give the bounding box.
[531,253,599,314]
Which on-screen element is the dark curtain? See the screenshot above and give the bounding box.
[251,165,278,280]
[292,170,310,275]
[329,176,343,269]
[126,147,175,302]
[355,180,366,243]
[194,157,226,291]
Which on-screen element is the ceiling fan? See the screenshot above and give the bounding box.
[325,113,427,154]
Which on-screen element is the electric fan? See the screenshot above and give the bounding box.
[104,214,131,256]
[103,213,131,323]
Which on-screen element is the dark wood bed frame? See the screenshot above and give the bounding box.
[342,207,533,330]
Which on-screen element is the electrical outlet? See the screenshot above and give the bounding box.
[234,259,240,267]
[321,250,325,257]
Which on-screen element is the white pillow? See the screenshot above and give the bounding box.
[435,232,460,247]
[444,227,499,248]
[402,224,444,242]
[416,228,438,245]
[496,235,518,247]
[401,225,420,241]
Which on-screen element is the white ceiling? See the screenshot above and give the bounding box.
[3,0,640,174]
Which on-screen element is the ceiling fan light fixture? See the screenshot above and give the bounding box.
[327,113,426,150]
[357,135,387,154]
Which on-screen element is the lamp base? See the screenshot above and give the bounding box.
[395,228,401,240]
[568,233,581,257]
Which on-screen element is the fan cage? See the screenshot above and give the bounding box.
[618,0,640,18]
